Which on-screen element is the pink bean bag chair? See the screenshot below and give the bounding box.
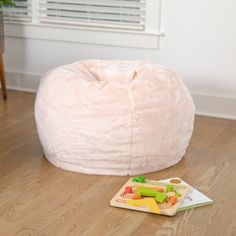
[35,60,195,176]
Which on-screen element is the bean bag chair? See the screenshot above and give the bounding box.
[35,60,195,176]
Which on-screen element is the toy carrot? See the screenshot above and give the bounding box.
[167,196,177,206]
[132,194,142,200]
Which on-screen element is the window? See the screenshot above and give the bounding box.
[4,0,162,49]
[39,0,146,31]
[3,0,31,22]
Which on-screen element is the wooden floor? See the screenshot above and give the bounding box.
[0,90,236,236]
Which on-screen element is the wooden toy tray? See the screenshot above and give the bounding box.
[110,178,189,216]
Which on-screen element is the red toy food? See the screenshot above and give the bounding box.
[125,186,133,194]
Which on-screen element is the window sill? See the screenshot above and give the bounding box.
[4,22,162,49]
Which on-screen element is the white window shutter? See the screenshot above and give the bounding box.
[39,0,146,31]
[3,0,31,21]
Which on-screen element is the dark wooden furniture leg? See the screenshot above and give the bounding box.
[0,53,7,100]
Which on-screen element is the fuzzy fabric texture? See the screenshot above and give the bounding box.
[35,60,195,176]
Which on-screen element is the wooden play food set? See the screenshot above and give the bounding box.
[110,176,190,216]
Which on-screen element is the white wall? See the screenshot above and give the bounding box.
[3,0,236,119]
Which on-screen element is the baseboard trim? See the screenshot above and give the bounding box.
[5,70,40,93]
[2,70,236,120]
[196,111,236,121]
[191,93,236,120]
